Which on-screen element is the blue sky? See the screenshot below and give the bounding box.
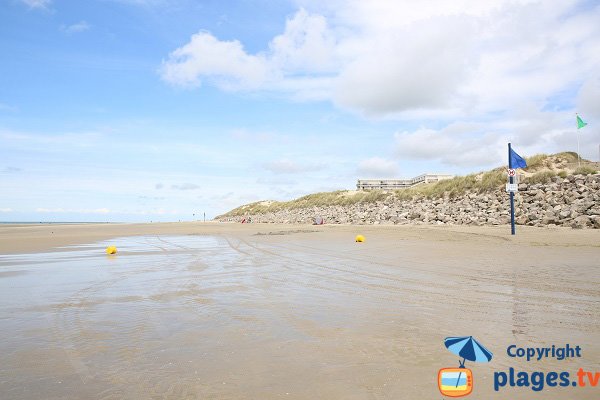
[1,0,599,222]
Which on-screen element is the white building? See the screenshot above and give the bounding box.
[356,174,455,191]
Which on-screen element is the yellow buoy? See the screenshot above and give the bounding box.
[355,235,365,243]
[105,246,117,254]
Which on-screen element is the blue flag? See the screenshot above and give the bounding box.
[510,147,527,169]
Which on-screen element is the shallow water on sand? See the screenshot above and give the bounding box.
[0,233,598,399]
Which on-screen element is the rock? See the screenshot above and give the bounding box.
[217,177,600,229]
[529,213,539,221]
[571,215,591,229]
[587,207,600,216]
[559,210,571,219]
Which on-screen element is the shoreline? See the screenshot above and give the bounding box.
[1,221,598,255]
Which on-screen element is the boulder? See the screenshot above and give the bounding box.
[571,215,591,229]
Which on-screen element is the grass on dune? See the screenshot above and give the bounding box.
[524,153,549,169]
[223,190,393,216]
[523,152,582,171]
[525,171,556,184]
[574,166,598,175]
[221,170,507,216]
[556,151,581,163]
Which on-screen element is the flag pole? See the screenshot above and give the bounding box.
[508,143,515,235]
[577,129,581,168]
[576,113,581,167]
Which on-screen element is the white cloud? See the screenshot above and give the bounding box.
[256,177,297,186]
[35,207,66,212]
[262,159,323,174]
[334,15,475,115]
[36,208,111,214]
[330,0,600,116]
[230,128,282,143]
[269,9,337,74]
[160,32,271,89]
[20,0,51,9]
[0,208,14,212]
[357,157,399,178]
[161,1,600,120]
[61,21,91,34]
[171,183,201,190]
[32,207,180,216]
[394,126,504,167]
[160,9,336,92]
[128,208,180,215]
[0,129,102,148]
[392,103,600,168]
[159,0,600,167]
[577,75,600,119]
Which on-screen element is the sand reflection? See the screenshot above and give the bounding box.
[0,232,598,399]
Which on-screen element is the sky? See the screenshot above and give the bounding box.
[1,0,599,222]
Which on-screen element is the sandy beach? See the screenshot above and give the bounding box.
[0,223,599,399]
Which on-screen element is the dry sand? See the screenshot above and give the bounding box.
[0,222,599,399]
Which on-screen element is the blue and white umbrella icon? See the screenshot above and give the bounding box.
[445,336,493,366]
[444,336,493,388]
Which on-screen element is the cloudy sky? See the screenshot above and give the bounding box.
[1,0,599,222]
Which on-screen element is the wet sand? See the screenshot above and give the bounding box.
[0,223,599,399]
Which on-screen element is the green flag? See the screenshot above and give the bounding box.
[576,114,587,129]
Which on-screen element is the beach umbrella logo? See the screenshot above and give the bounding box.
[438,336,493,397]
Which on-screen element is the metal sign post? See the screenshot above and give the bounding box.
[508,143,516,235]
